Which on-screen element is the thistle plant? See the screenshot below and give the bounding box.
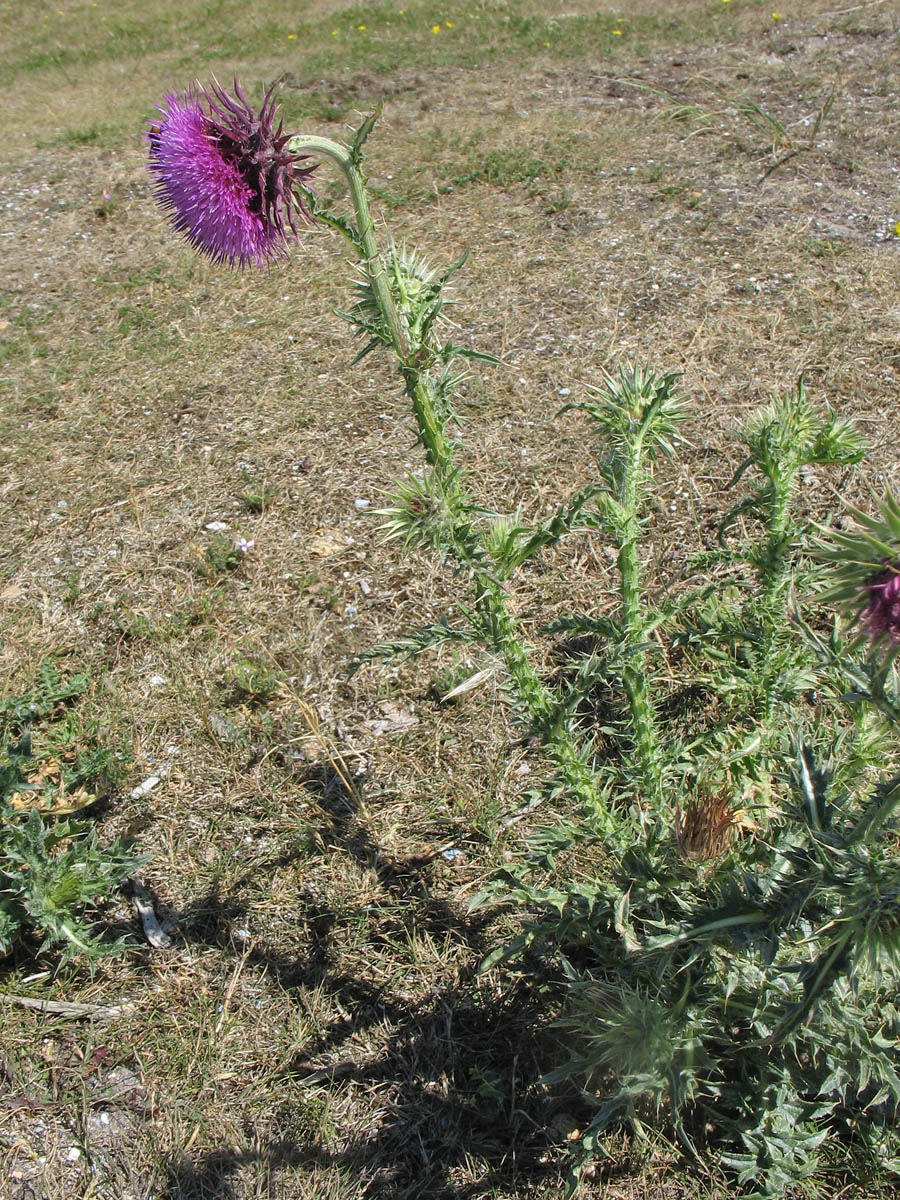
[148,83,627,830]
[711,383,863,716]
[288,114,618,836]
[664,384,866,804]
[548,364,686,806]
[1,794,138,963]
[148,84,900,1195]
[539,740,900,1192]
[481,407,900,1193]
[0,664,140,962]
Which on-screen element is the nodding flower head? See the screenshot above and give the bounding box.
[817,492,900,653]
[861,570,900,644]
[148,79,315,268]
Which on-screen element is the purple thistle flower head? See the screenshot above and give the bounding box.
[861,570,900,643]
[148,79,315,268]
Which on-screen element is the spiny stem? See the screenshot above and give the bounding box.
[402,368,610,829]
[289,134,409,361]
[299,128,613,834]
[618,427,662,800]
[764,479,792,607]
[759,472,796,726]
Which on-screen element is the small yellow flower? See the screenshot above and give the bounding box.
[445,20,452,27]
[894,220,900,238]
[432,24,441,33]
[331,29,337,36]
[772,10,781,18]
[543,39,550,46]
[287,33,295,39]
[613,28,622,35]
[357,23,366,31]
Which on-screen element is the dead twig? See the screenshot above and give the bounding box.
[0,993,135,1019]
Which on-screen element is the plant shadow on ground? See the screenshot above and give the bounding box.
[162,979,575,1200]
[157,764,610,1199]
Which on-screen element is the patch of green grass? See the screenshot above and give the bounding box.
[652,169,703,209]
[445,146,563,190]
[91,587,225,647]
[803,235,851,259]
[369,128,586,209]
[240,477,279,514]
[95,266,167,291]
[0,0,720,93]
[108,603,157,643]
[195,534,248,577]
[116,303,155,336]
[35,122,121,150]
[223,654,282,706]
[170,590,224,636]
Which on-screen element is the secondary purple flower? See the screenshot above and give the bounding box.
[861,570,900,643]
[148,79,315,267]
[817,493,900,653]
